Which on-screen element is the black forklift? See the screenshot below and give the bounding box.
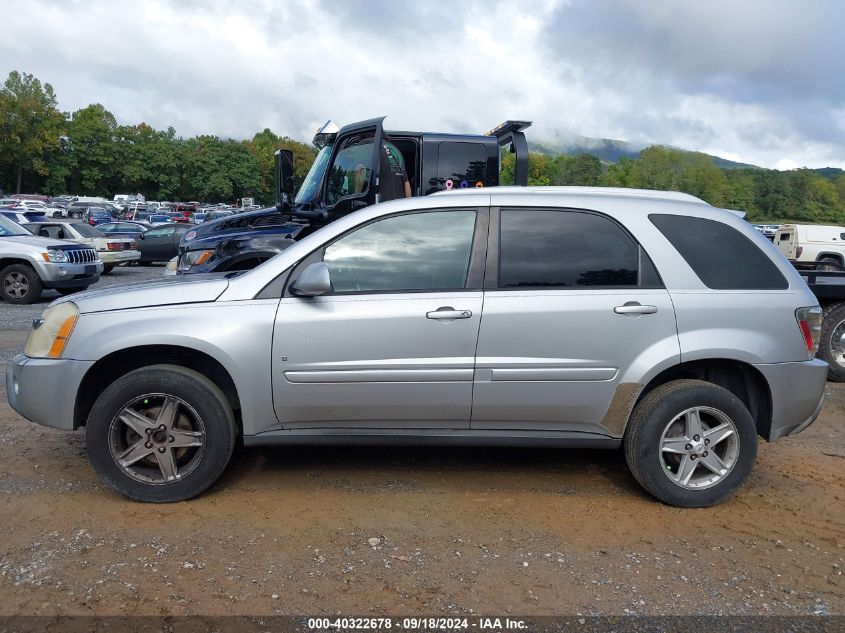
[176,117,530,274]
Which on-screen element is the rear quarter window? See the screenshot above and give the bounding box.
[650,214,788,290]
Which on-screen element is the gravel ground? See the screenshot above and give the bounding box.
[0,265,842,618]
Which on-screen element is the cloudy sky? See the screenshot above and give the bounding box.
[2,0,843,169]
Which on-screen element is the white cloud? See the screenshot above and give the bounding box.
[0,0,842,169]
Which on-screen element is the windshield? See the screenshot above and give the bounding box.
[0,215,34,237]
[294,145,332,204]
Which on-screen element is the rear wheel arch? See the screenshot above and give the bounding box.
[74,345,242,432]
[816,252,844,265]
[629,358,773,439]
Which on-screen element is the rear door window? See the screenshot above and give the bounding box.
[497,209,653,288]
[650,214,788,290]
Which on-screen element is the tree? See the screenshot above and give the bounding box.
[0,71,65,193]
[66,104,120,195]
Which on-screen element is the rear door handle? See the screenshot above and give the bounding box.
[426,306,472,320]
[614,302,658,315]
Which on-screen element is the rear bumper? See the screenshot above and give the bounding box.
[754,358,828,441]
[99,250,140,264]
[6,354,94,429]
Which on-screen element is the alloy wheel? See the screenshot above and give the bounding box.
[107,394,206,484]
[659,406,740,490]
[4,272,29,298]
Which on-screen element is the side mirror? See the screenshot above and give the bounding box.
[290,262,331,297]
[137,232,145,240]
[275,149,295,212]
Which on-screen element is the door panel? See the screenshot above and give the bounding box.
[272,292,483,428]
[472,289,678,435]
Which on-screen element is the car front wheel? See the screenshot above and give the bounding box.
[624,379,757,507]
[86,365,236,502]
[0,264,43,304]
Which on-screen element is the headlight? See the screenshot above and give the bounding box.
[24,302,79,359]
[177,249,214,272]
[41,249,69,263]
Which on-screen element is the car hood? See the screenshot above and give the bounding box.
[0,234,82,249]
[54,273,232,314]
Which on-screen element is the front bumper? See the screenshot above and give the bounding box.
[6,354,95,429]
[34,260,104,288]
[754,358,828,441]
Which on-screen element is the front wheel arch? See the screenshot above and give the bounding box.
[75,345,241,432]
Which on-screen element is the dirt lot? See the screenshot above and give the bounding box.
[0,275,843,617]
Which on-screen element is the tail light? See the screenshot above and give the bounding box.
[129,241,137,249]
[796,246,803,258]
[795,307,822,358]
[106,242,122,251]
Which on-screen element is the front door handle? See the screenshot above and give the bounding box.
[614,302,658,315]
[426,306,472,320]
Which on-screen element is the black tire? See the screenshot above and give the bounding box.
[86,365,236,502]
[72,211,81,219]
[0,263,43,304]
[818,302,845,382]
[55,286,89,296]
[817,257,841,272]
[624,379,757,508]
[52,211,63,218]
[138,260,151,266]
[102,265,115,274]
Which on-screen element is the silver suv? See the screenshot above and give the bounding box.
[0,215,102,303]
[6,187,827,506]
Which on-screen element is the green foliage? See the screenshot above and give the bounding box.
[1,69,844,222]
[0,71,65,193]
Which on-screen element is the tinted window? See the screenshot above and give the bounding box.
[427,142,487,194]
[499,210,639,288]
[650,214,788,290]
[323,210,476,293]
[325,131,375,206]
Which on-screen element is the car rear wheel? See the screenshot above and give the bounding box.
[0,264,43,304]
[624,379,757,507]
[86,365,236,502]
[818,302,845,382]
[52,211,63,218]
[102,265,115,274]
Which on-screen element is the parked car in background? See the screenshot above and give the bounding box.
[192,212,208,223]
[774,224,845,270]
[136,223,194,265]
[1,210,48,224]
[203,210,235,222]
[11,193,50,203]
[85,208,113,226]
[752,224,779,241]
[15,200,47,211]
[66,201,96,219]
[148,214,174,225]
[96,221,152,238]
[23,222,140,273]
[0,214,101,303]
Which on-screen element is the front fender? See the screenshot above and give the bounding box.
[64,300,281,435]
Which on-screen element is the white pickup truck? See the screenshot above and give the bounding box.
[774,224,845,270]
